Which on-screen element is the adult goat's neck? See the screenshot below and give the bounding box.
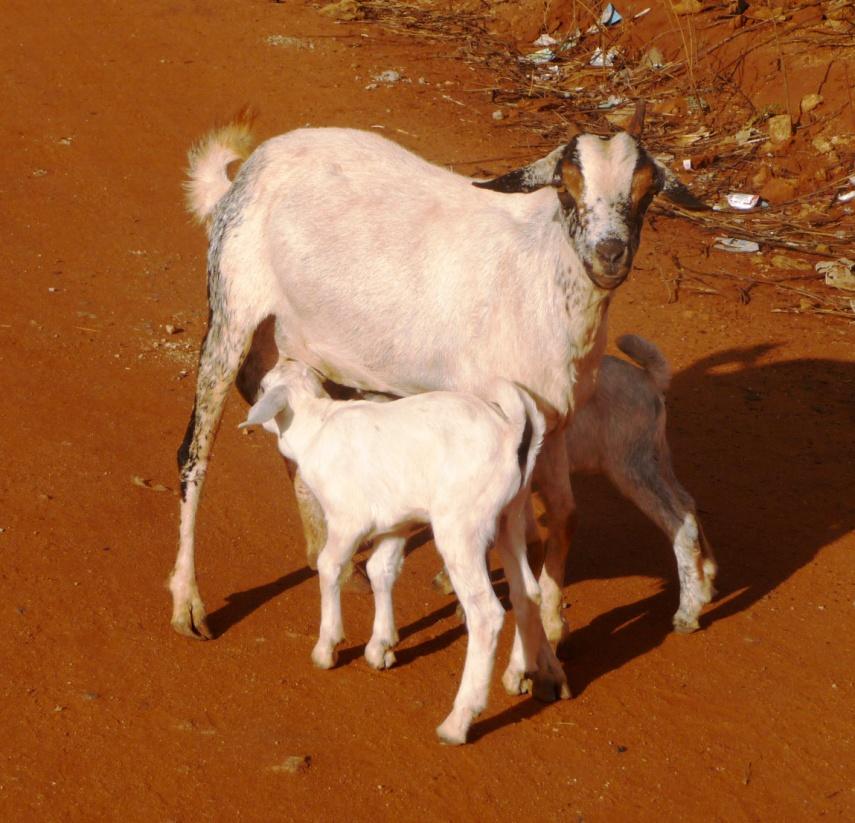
[555,218,613,417]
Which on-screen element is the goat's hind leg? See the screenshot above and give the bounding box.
[170,305,257,639]
[433,525,505,746]
[312,526,359,669]
[365,535,406,669]
[615,466,717,633]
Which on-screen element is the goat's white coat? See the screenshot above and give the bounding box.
[171,122,672,646]
[244,360,565,744]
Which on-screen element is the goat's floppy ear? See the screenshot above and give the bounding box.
[655,162,710,211]
[473,143,568,193]
[239,383,290,428]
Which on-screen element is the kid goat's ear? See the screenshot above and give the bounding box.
[239,383,291,428]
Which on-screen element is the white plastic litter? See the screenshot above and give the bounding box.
[590,46,620,67]
[727,193,761,210]
[591,3,622,28]
[521,47,556,65]
[533,33,559,46]
[682,158,693,171]
[597,95,624,109]
[714,237,761,253]
[837,189,855,203]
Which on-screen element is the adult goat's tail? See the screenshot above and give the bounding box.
[184,106,258,229]
[616,334,671,393]
[488,379,546,492]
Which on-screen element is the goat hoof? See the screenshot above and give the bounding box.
[532,672,571,703]
[311,643,339,669]
[501,667,531,696]
[673,615,700,634]
[171,603,212,640]
[365,642,396,670]
[436,720,467,746]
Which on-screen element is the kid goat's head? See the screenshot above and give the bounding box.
[474,104,707,290]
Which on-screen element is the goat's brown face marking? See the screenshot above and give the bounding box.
[629,160,657,214]
[560,160,584,205]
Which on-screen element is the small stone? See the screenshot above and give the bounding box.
[800,93,822,114]
[759,177,797,205]
[767,114,792,145]
[318,0,363,21]
[641,46,665,69]
[373,70,401,85]
[492,110,504,121]
[269,755,311,774]
[672,0,702,14]
[165,324,177,334]
[770,255,808,271]
[751,165,771,188]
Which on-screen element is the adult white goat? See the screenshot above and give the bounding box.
[171,106,706,646]
[240,359,565,744]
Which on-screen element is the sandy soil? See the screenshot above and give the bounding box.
[2,1,853,820]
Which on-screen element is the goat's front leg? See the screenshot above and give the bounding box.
[170,310,255,639]
[533,430,576,650]
[365,535,406,669]
[498,497,570,702]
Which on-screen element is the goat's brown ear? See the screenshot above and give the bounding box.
[625,101,646,138]
[656,162,710,211]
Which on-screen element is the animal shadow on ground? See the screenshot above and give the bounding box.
[207,344,854,734]
[206,566,314,638]
[560,344,855,695]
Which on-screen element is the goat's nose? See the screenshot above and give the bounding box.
[595,238,627,265]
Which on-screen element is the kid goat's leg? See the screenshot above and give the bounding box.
[613,464,717,633]
[312,527,359,669]
[433,526,505,746]
[365,535,406,670]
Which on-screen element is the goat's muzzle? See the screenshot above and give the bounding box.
[587,238,630,289]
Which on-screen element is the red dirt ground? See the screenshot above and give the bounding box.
[2,1,853,820]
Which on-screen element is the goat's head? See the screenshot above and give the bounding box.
[240,360,327,434]
[474,106,707,290]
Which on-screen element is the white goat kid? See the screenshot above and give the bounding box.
[172,106,706,648]
[564,334,717,632]
[241,359,566,745]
